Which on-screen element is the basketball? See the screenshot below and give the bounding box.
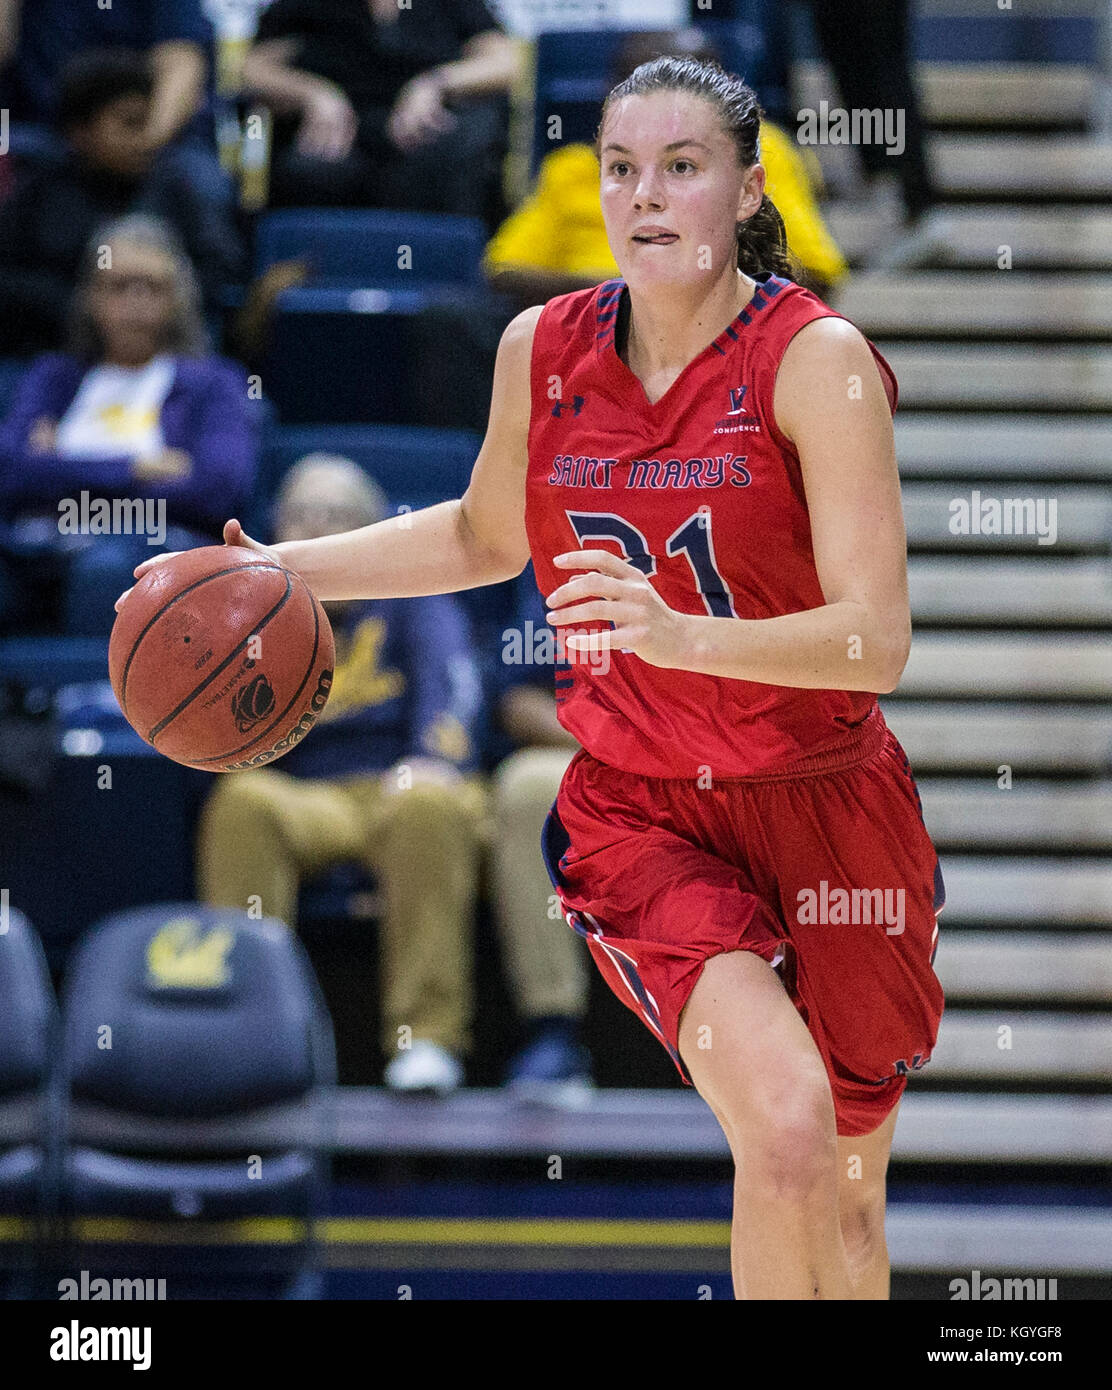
[108,545,334,772]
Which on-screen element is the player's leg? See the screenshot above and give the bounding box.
[678,949,853,1300]
[837,1104,900,1300]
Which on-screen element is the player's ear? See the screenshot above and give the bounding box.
[736,161,765,224]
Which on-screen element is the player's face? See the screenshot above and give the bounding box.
[599,90,763,288]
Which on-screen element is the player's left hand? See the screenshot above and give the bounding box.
[546,550,690,669]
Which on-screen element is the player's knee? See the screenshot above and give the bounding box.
[750,1106,838,1201]
[710,1063,837,1200]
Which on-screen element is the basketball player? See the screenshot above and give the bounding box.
[125,57,945,1300]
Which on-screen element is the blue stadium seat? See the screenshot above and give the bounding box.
[0,636,110,690]
[0,667,204,969]
[254,208,487,288]
[0,907,60,1296]
[260,282,481,424]
[255,422,481,532]
[58,904,335,1297]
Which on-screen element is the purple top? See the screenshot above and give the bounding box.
[0,353,258,536]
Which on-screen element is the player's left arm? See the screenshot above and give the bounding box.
[544,317,911,692]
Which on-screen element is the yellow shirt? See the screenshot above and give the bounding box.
[484,122,848,286]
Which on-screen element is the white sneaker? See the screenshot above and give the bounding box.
[383,1040,463,1095]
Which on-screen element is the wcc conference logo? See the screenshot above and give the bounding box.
[714,384,761,436]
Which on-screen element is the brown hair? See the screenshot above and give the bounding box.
[594,54,794,280]
[68,214,209,361]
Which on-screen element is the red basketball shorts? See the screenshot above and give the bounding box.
[541,707,946,1137]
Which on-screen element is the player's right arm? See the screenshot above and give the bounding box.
[119,306,542,609]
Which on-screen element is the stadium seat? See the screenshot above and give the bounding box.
[0,679,204,969]
[0,636,110,690]
[259,282,486,425]
[0,907,60,1297]
[57,904,336,1298]
[254,208,487,288]
[255,422,481,529]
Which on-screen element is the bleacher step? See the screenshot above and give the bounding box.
[902,483,1111,549]
[934,135,1112,198]
[796,61,1095,127]
[880,345,1112,409]
[819,136,1112,199]
[826,206,1112,269]
[894,414,1112,479]
[930,1011,1110,1079]
[888,1205,1112,1273]
[324,1088,1112,1162]
[882,701,1112,772]
[938,858,1112,924]
[908,557,1112,624]
[920,781,1112,849]
[837,272,1112,338]
[934,932,1112,1000]
[897,634,1112,697]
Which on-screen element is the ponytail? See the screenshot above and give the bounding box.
[736,192,793,278]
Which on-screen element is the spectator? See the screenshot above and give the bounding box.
[0,49,243,353]
[241,0,521,226]
[0,215,256,636]
[197,454,487,1096]
[805,0,952,268]
[483,29,848,310]
[489,571,593,1104]
[0,0,213,158]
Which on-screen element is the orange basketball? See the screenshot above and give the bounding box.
[108,545,334,772]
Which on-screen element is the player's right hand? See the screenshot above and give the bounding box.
[113,519,282,613]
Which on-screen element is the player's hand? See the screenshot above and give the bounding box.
[546,549,690,669]
[113,519,281,613]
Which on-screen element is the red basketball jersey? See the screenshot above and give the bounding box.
[524,271,900,779]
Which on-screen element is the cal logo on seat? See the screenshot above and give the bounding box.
[146,917,233,989]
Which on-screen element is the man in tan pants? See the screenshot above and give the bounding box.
[486,573,593,1104]
[197,455,486,1093]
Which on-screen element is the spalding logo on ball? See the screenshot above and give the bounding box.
[109,546,335,771]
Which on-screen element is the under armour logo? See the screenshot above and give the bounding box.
[551,395,586,418]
